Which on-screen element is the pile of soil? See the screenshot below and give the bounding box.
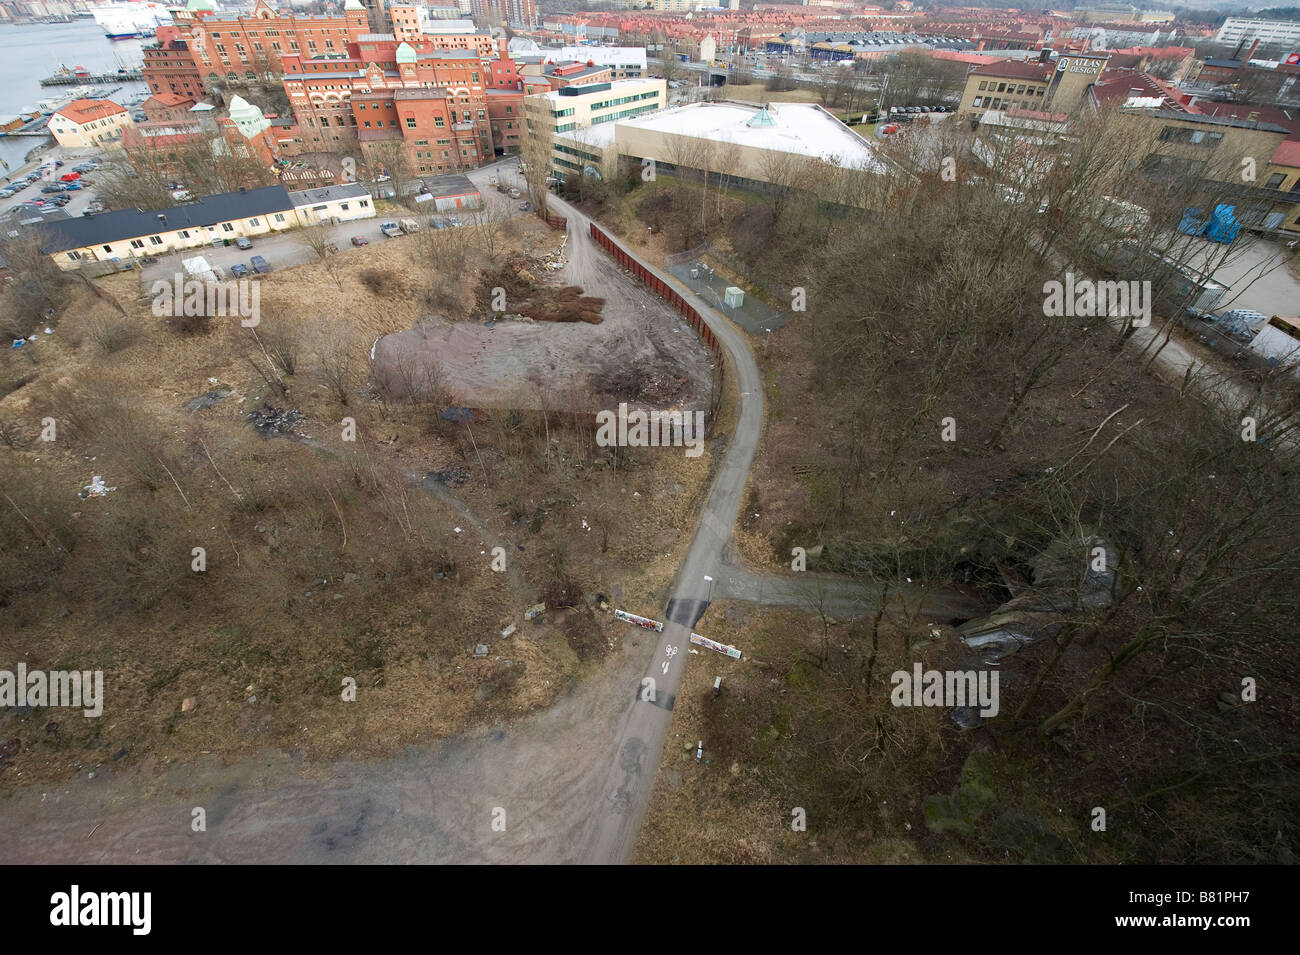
[480,255,606,325]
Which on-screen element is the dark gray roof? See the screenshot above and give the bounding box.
[39,185,293,254]
[1132,107,1289,132]
[288,182,371,205]
[420,173,478,197]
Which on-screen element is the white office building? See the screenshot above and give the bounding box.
[1216,18,1300,47]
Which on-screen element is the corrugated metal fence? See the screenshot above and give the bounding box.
[588,222,724,370]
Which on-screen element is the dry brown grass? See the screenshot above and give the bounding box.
[0,221,720,788]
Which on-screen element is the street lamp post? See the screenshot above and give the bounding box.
[703,574,714,602]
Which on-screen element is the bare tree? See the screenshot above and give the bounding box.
[310,314,360,405]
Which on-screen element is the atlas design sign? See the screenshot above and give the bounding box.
[1057,57,1104,74]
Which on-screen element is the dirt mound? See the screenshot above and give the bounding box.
[591,365,690,405]
[480,256,605,325]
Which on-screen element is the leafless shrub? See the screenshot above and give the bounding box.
[86,315,137,355]
[309,314,359,405]
[359,268,404,297]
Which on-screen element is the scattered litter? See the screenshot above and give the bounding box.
[524,602,546,621]
[473,643,489,658]
[501,623,516,639]
[78,475,116,499]
[181,697,196,713]
[689,648,699,654]
[11,339,24,349]
[44,327,52,335]
[370,337,379,361]
[454,526,462,534]
[247,405,303,435]
[186,387,233,412]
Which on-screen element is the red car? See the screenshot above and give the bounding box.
[350,235,369,246]
[59,172,81,182]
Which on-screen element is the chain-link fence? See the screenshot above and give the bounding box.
[665,253,788,334]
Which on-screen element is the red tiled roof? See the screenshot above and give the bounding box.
[1195,102,1299,133]
[54,98,127,125]
[145,92,196,108]
[1091,69,1185,111]
[1271,138,1300,168]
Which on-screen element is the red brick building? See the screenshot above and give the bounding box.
[142,25,209,98]
[169,0,370,86]
[283,39,525,173]
[142,91,198,124]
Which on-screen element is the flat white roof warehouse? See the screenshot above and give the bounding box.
[617,102,884,173]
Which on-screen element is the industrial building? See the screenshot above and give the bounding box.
[547,100,883,192]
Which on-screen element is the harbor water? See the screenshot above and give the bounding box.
[0,19,150,173]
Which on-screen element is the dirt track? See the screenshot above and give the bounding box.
[0,637,658,864]
[372,213,714,414]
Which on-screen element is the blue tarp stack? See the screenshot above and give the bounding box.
[1179,204,1242,244]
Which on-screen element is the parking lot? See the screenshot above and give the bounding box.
[137,156,533,287]
[1,144,106,221]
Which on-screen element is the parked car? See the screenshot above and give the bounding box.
[63,182,82,191]
[350,235,369,246]
[54,160,63,167]
[86,200,105,214]
[250,255,271,273]
[40,184,65,193]
[230,263,250,278]
[508,187,521,199]
[0,188,14,199]
[235,236,253,250]
[59,172,80,182]
[50,196,70,206]
[379,221,403,238]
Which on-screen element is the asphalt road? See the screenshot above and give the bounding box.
[542,195,768,863]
